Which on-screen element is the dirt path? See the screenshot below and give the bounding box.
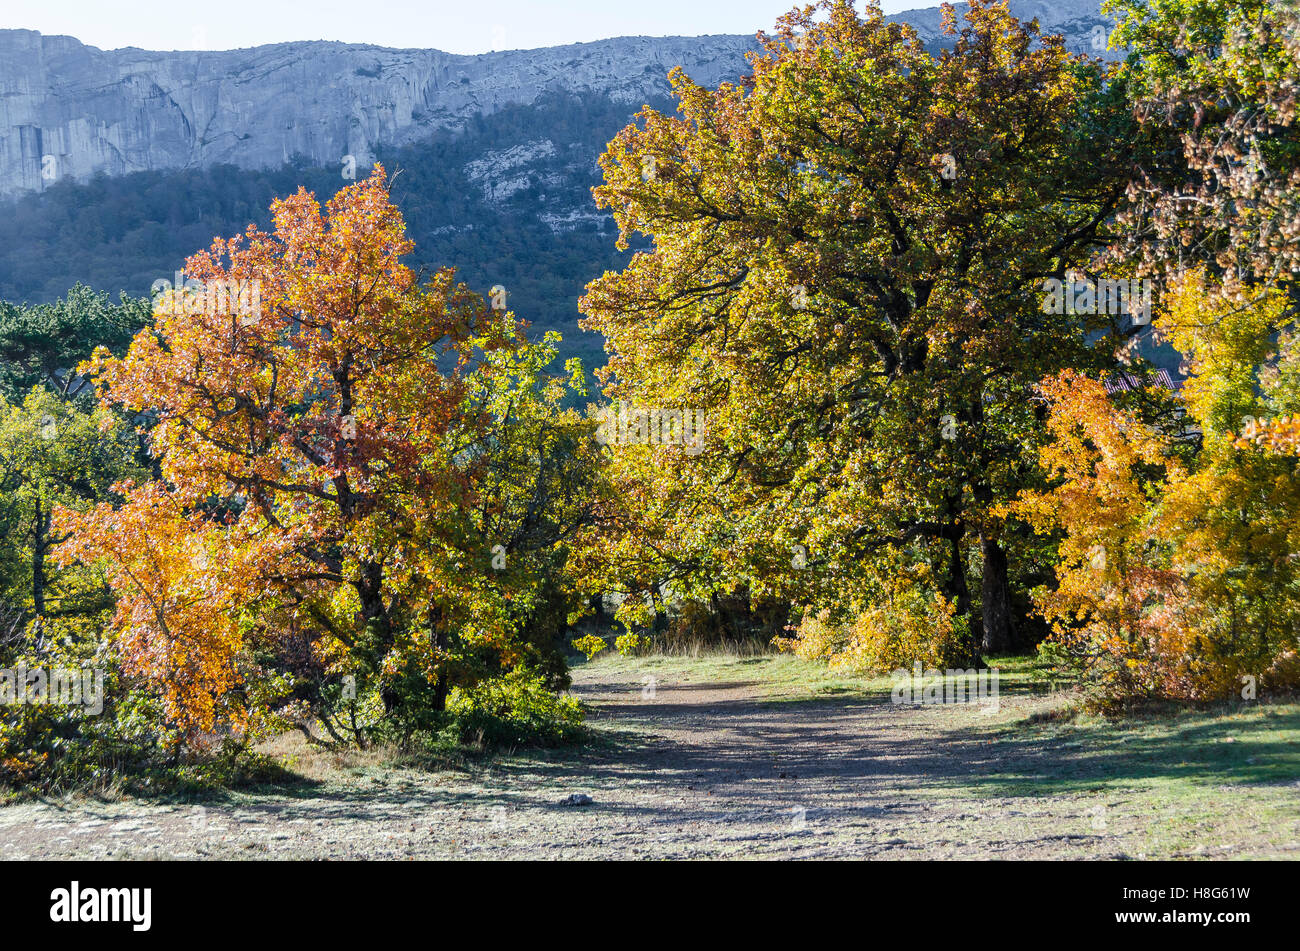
[2,660,1297,859]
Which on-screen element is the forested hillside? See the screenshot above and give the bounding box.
[0,91,659,365]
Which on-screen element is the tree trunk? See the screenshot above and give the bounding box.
[429,604,449,713]
[32,501,46,618]
[943,527,980,664]
[980,532,1015,655]
[590,592,608,627]
[357,559,399,713]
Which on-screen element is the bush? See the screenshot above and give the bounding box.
[614,633,649,656]
[446,669,585,747]
[777,571,972,674]
[571,634,607,660]
[0,662,284,799]
[1041,601,1300,713]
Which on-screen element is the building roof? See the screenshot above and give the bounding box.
[1103,368,1179,394]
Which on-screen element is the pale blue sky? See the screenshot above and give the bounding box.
[1,0,930,54]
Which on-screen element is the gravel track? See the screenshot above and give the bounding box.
[2,663,1297,859]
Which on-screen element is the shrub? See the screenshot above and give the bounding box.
[614,633,649,656]
[778,566,972,674]
[571,634,607,661]
[773,610,850,661]
[0,642,283,798]
[446,669,585,746]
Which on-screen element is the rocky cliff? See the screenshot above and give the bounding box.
[0,0,1116,198]
[0,32,761,197]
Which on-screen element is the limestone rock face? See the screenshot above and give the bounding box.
[902,0,1115,46]
[0,31,760,196]
[0,0,1115,197]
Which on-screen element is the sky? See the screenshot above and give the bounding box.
[0,0,931,55]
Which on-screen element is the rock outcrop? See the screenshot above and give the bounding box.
[0,0,1116,197]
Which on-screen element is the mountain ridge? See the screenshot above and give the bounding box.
[0,0,1117,197]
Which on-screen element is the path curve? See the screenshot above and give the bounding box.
[1,662,1295,859]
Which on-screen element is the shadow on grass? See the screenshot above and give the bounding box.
[49,688,1294,827]
[944,701,1300,798]
[491,691,1300,809]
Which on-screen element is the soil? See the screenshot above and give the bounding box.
[2,662,1296,859]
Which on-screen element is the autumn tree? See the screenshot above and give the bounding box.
[56,166,597,744]
[1002,0,1300,705]
[1019,271,1300,703]
[1110,0,1300,293]
[1112,0,1300,456]
[581,0,1135,657]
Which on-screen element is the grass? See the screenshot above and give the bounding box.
[574,649,1300,857]
[257,731,488,785]
[574,648,894,698]
[573,647,1052,703]
[964,698,1300,856]
[978,695,1300,792]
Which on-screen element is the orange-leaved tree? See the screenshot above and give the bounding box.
[1017,271,1300,704]
[55,166,547,745]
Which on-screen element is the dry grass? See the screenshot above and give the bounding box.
[255,733,403,782]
